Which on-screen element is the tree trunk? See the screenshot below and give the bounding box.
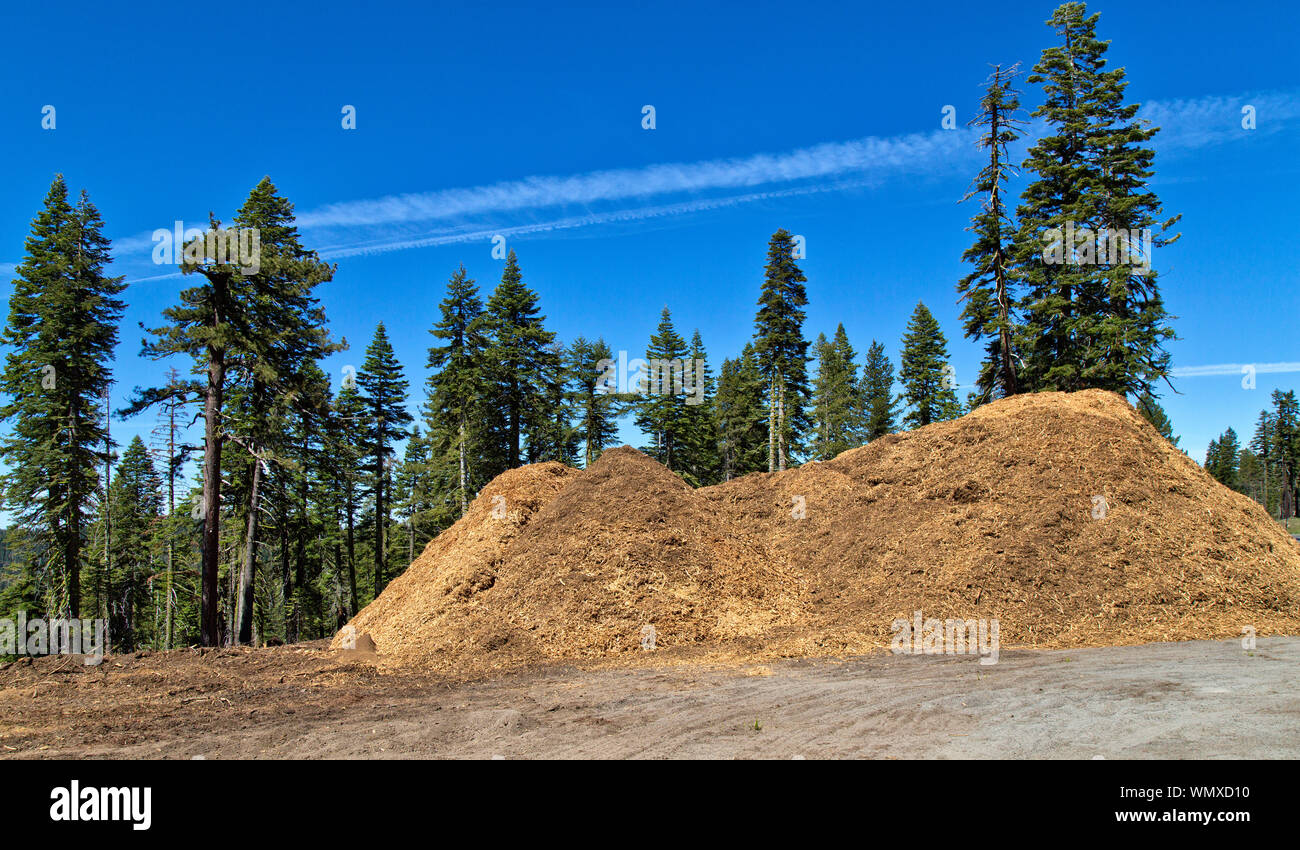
[987,100,1018,399]
[199,346,225,646]
[164,400,175,650]
[345,489,358,614]
[294,437,308,637]
[281,481,294,642]
[458,419,468,516]
[777,378,787,472]
[767,379,777,473]
[64,393,83,618]
[374,453,385,597]
[235,455,262,645]
[102,387,112,629]
[332,540,344,624]
[1283,463,1296,520]
[508,378,520,468]
[1261,457,1268,513]
[66,509,81,618]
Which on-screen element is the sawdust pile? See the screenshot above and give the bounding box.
[335,389,1300,671]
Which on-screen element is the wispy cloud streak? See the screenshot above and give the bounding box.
[94,86,1297,281]
[1172,362,1300,378]
[299,129,974,230]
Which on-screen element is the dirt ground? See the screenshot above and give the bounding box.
[2,636,1295,759]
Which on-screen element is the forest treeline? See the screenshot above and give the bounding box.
[1204,392,1300,522]
[0,2,1285,651]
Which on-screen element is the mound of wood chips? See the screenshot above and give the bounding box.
[336,389,1300,673]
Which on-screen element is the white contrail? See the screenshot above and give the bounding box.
[121,178,883,280]
[1172,362,1300,377]
[298,129,974,230]
[294,88,1297,233]
[314,178,881,260]
[77,84,1299,280]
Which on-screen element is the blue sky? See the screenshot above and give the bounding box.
[1,0,1297,482]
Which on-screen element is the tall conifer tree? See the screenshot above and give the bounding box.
[715,344,768,480]
[860,340,898,440]
[636,307,690,471]
[424,265,488,517]
[569,337,619,467]
[811,324,863,460]
[899,302,961,429]
[104,436,161,650]
[754,229,811,471]
[1206,428,1240,489]
[1014,2,1179,396]
[677,330,718,486]
[1,177,125,617]
[483,250,554,471]
[357,323,412,596]
[958,63,1026,404]
[1269,390,1299,520]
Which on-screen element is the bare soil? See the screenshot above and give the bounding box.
[2,637,1296,759]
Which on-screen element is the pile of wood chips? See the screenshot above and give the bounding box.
[335,390,1300,674]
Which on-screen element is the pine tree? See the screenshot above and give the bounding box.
[569,337,619,466]
[1014,2,1180,396]
[392,426,434,566]
[677,330,718,486]
[1204,437,1221,479]
[860,340,898,440]
[635,307,691,471]
[0,177,126,618]
[811,324,863,460]
[132,178,338,645]
[1206,428,1240,489]
[276,363,334,642]
[357,323,413,597]
[482,250,555,472]
[148,367,197,649]
[1218,428,1240,486]
[134,178,337,644]
[230,180,341,644]
[1251,410,1276,515]
[715,344,768,480]
[1269,390,1299,520]
[958,63,1026,403]
[754,229,811,471]
[424,265,488,517]
[1237,447,1265,503]
[104,436,161,650]
[313,378,357,626]
[899,302,961,429]
[527,342,577,464]
[327,381,366,614]
[138,220,244,645]
[0,526,37,622]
